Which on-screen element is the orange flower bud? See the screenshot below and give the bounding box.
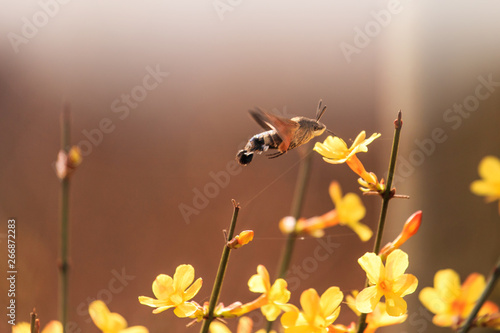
[380,211,422,258]
[228,230,254,249]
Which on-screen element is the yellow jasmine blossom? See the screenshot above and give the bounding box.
[279,182,371,241]
[281,287,343,333]
[356,250,418,316]
[314,131,381,164]
[471,155,500,214]
[138,264,203,318]
[89,300,148,333]
[13,321,62,333]
[241,265,291,321]
[419,269,500,329]
[314,132,384,192]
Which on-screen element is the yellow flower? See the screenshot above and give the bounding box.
[356,250,418,316]
[281,287,343,333]
[89,300,148,333]
[471,155,500,214]
[314,131,381,164]
[419,269,499,329]
[242,265,291,321]
[279,182,371,241]
[314,132,384,192]
[13,321,62,333]
[209,317,276,333]
[138,264,203,317]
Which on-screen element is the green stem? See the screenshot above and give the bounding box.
[457,255,500,333]
[200,200,240,333]
[357,111,403,333]
[30,310,37,333]
[266,151,313,333]
[59,104,71,333]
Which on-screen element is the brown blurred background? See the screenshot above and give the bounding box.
[1,1,500,332]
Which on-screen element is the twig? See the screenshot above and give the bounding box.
[200,200,241,333]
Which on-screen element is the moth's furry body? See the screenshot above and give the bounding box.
[236,100,329,165]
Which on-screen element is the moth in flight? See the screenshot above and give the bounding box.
[236,100,330,165]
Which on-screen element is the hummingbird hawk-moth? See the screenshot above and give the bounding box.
[236,100,330,165]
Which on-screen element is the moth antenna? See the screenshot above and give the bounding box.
[316,105,327,121]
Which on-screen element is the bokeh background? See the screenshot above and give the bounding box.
[1,1,500,332]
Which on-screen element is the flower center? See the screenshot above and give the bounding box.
[379,280,393,293]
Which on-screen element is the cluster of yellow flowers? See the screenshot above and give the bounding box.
[15,131,500,333]
[136,254,417,333]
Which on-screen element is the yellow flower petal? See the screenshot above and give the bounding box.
[394,274,418,297]
[337,193,366,224]
[120,326,149,333]
[281,308,300,328]
[248,265,270,293]
[351,131,367,148]
[478,156,500,182]
[138,296,172,309]
[329,181,342,205]
[471,180,498,197]
[173,302,198,318]
[347,221,373,242]
[385,294,407,316]
[261,303,282,321]
[356,286,382,313]
[320,287,343,318]
[184,277,203,300]
[300,288,320,322]
[461,273,485,310]
[41,321,63,333]
[173,264,195,292]
[152,274,173,300]
[89,300,127,332]
[385,250,409,281]
[434,269,461,303]
[432,313,454,327]
[13,323,31,333]
[237,317,254,333]
[209,321,232,333]
[418,287,447,314]
[358,253,383,285]
[269,278,290,303]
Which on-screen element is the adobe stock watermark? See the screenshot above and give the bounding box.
[213,0,243,21]
[399,305,434,333]
[50,267,137,333]
[392,73,500,185]
[178,106,291,224]
[7,0,73,54]
[340,0,404,64]
[76,64,169,157]
[286,235,341,292]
